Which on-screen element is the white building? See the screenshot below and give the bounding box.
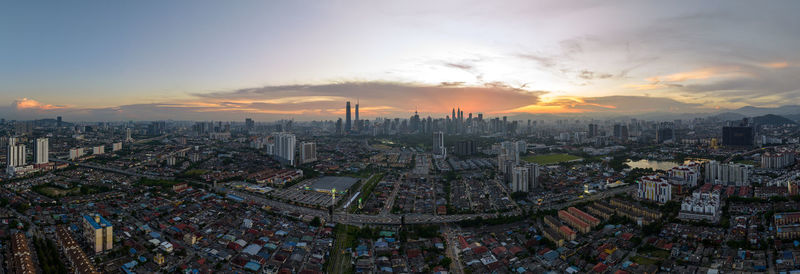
[300,142,317,164]
[667,162,700,187]
[761,149,795,169]
[511,166,529,192]
[273,132,296,166]
[6,137,26,168]
[69,148,85,160]
[33,138,49,165]
[679,190,721,222]
[432,131,446,159]
[637,175,672,203]
[704,161,752,186]
[112,142,123,152]
[93,145,105,155]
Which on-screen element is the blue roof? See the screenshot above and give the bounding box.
[244,262,260,271]
[83,214,112,230]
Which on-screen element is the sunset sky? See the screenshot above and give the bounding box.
[2,0,799,121]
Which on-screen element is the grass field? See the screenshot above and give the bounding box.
[36,186,77,197]
[523,153,582,165]
[631,255,660,265]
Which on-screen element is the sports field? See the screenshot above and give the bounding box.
[522,153,582,165]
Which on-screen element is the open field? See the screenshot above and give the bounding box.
[523,153,582,165]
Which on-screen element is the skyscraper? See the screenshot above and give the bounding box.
[354,101,359,131]
[125,128,133,142]
[345,101,352,132]
[34,138,48,165]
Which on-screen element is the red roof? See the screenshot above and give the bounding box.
[593,262,608,272]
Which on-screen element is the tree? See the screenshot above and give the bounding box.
[310,217,321,227]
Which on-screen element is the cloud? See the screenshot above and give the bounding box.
[12,98,65,111]
[505,95,709,115]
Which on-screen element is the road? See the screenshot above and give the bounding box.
[227,189,497,225]
[443,225,465,274]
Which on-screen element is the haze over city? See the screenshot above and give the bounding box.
[3,0,800,121]
[6,1,800,274]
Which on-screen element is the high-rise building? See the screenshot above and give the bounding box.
[93,146,105,155]
[432,131,445,158]
[33,138,48,164]
[454,140,476,156]
[69,148,84,160]
[56,116,63,127]
[512,166,530,192]
[245,118,254,131]
[112,142,123,152]
[704,161,752,186]
[7,137,26,167]
[273,132,296,165]
[656,122,675,143]
[125,128,133,142]
[300,142,317,164]
[345,101,352,132]
[83,214,113,253]
[637,175,672,203]
[526,163,540,190]
[722,125,754,147]
[354,101,359,131]
[588,124,598,138]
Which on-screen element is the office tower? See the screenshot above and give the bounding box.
[300,142,317,164]
[345,101,352,132]
[7,137,26,168]
[245,118,254,131]
[83,214,113,253]
[57,116,62,127]
[722,119,753,146]
[273,132,296,165]
[656,122,675,143]
[354,101,359,131]
[512,166,530,192]
[93,146,104,155]
[433,131,446,158]
[335,118,343,135]
[613,124,622,139]
[34,138,48,164]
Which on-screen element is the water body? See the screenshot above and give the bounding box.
[625,159,681,171]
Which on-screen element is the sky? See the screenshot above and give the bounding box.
[1,0,800,121]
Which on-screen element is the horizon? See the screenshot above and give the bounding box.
[3,0,800,121]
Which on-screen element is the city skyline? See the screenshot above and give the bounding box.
[2,0,800,121]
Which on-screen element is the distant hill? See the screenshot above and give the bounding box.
[752,114,796,126]
[707,112,745,121]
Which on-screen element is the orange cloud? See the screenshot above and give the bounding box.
[504,97,616,114]
[13,98,66,110]
[760,61,790,68]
